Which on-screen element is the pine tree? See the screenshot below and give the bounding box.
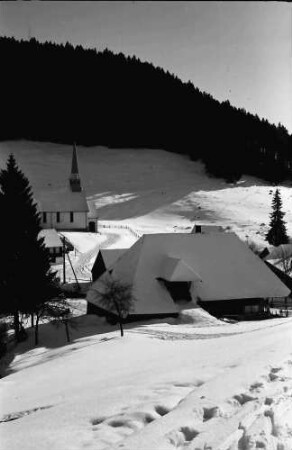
[0,154,57,341]
[265,189,289,247]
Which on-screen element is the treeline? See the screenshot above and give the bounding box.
[1,36,291,183]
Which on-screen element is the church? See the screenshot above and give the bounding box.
[37,144,90,231]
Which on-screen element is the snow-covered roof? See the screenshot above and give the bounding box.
[38,229,62,248]
[87,232,290,316]
[265,244,292,261]
[100,249,127,268]
[161,256,202,282]
[36,189,89,212]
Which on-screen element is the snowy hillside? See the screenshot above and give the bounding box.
[1,140,292,249]
[1,314,292,449]
[2,141,292,449]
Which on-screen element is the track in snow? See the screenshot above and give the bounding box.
[93,358,292,450]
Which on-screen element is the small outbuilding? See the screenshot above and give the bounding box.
[87,248,127,314]
[87,200,99,233]
[191,224,224,234]
[38,228,63,264]
[87,232,290,321]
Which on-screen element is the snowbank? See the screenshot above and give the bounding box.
[177,307,225,326]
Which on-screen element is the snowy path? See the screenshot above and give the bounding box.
[72,232,121,280]
[58,229,137,282]
[1,316,292,450]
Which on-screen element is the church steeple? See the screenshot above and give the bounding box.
[69,143,82,192]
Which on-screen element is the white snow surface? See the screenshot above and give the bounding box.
[1,140,292,249]
[1,313,292,450]
[1,141,292,449]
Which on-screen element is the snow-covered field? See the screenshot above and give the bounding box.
[1,140,292,449]
[1,312,292,450]
[1,140,292,249]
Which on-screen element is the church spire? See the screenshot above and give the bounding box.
[69,142,82,192]
[71,142,79,175]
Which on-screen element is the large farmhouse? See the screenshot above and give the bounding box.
[87,232,290,320]
[37,144,89,231]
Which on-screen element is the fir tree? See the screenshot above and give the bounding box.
[265,189,289,247]
[0,154,57,341]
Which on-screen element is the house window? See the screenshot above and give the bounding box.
[56,212,60,223]
[43,212,47,223]
[55,247,62,257]
[70,212,74,223]
[245,304,260,314]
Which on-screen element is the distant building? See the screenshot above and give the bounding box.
[87,200,99,233]
[88,248,127,314]
[37,144,89,231]
[191,224,224,234]
[38,228,63,264]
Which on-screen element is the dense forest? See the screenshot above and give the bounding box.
[1,36,291,183]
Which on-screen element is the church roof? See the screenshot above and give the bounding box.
[37,188,89,212]
[71,143,79,175]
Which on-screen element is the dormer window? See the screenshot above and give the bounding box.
[157,278,192,304]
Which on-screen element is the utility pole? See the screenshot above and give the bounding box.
[62,235,66,284]
[67,252,80,291]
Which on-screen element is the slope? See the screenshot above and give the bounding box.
[1,140,292,250]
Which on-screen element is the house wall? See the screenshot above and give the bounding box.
[40,211,88,230]
[48,246,63,264]
[87,302,178,322]
[198,298,267,318]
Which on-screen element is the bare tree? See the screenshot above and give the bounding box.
[44,299,73,343]
[33,292,71,346]
[33,282,71,345]
[95,276,136,337]
[276,247,292,276]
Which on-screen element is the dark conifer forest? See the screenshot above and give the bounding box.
[1,36,291,183]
